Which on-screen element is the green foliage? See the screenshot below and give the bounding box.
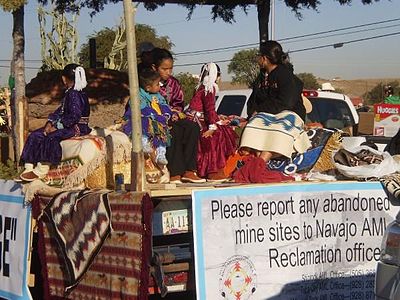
[175,72,198,106]
[0,160,19,180]
[296,73,319,90]
[363,81,400,105]
[0,0,25,11]
[227,48,259,88]
[79,24,173,69]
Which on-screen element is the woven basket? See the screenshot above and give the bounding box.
[85,162,107,189]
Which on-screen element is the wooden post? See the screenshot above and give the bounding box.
[123,0,145,192]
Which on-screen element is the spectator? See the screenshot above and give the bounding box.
[151,48,205,183]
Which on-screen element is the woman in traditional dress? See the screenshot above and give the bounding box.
[20,63,91,181]
[151,48,205,183]
[185,62,237,181]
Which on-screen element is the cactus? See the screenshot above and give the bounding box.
[38,5,79,70]
[104,17,127,71]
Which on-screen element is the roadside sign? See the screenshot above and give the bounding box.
[192,182,396,300]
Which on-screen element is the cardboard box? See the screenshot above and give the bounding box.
[373,103,400,137]
[358,112,374,135]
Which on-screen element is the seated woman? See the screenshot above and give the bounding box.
[185,62,237,181]
[236,41,310,183]
[20,63,91,181]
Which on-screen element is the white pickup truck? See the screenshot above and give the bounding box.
[216,88,359,130]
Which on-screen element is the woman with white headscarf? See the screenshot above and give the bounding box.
[19,63,91,181]
[185,62,237,182]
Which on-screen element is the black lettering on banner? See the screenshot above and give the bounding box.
[361,217,386,236]
[0,215,18,278]
[211,199,253,220]
[235,224,264,244]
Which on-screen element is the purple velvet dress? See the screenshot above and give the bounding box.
[20,88,91,165]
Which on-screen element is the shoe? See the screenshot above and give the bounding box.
[156,156,168,165]
[156,147,168,165]
[142,136,153,153]
[20,171,39,182]
[181,171,206,183]
[207,170,230,183]
[169,175,182,184]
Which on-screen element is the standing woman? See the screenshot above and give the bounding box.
[151,48,205,183]
[236,41,310,182]
[186,62,237,181]
[20,63,91,181]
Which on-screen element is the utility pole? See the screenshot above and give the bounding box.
[123,0,145,192]
[270,0,275,40]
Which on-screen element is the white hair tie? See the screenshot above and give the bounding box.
[196,62,219,95]
[73,66,87,91]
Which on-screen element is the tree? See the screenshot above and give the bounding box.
[296,73,319,90]
[39,0,381,46]
[175,72,198,105]
[79,23,173,69]
[363,81,399,105]
[228,48,258,87]
[0,0,27,164]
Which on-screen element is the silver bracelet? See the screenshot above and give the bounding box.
[208,124,217,131]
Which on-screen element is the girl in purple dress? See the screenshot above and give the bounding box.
[185,63,237,181]
[20,63,91,181]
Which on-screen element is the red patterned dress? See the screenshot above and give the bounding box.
[186,85,237,178]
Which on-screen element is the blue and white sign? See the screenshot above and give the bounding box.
[0,180,32,300]
[192,182,397,300]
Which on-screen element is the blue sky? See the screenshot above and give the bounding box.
[0,0,400,86]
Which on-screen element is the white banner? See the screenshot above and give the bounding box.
[0,180,32,300]
[192,182,397,300]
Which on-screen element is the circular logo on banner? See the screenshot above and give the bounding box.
[219,255,257,299]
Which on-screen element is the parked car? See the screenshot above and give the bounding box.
[215,89,360,131]
[215,89,252,119]
[375,211,400,299]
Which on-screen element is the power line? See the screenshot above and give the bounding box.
[174,17,400,56]
[289,31,400,53]
[1,17,399,62]
[174,31,400,67]
[176,22,400,57]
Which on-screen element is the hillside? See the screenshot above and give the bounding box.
[219,78,400,98]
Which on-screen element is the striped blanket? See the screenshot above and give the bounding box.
[240,111,311,158]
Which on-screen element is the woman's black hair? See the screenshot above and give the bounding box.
[200,63,221,82]
[138,68,161,89]
[151,48,174,68]
[259,40,289,65]
[62,63,80,82]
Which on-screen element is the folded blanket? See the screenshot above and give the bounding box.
[43,189,112,293]
[268,128,336,175]
[44,135,107,188]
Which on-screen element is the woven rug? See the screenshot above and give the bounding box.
[43,189,112,293]
[33,191,152,300]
